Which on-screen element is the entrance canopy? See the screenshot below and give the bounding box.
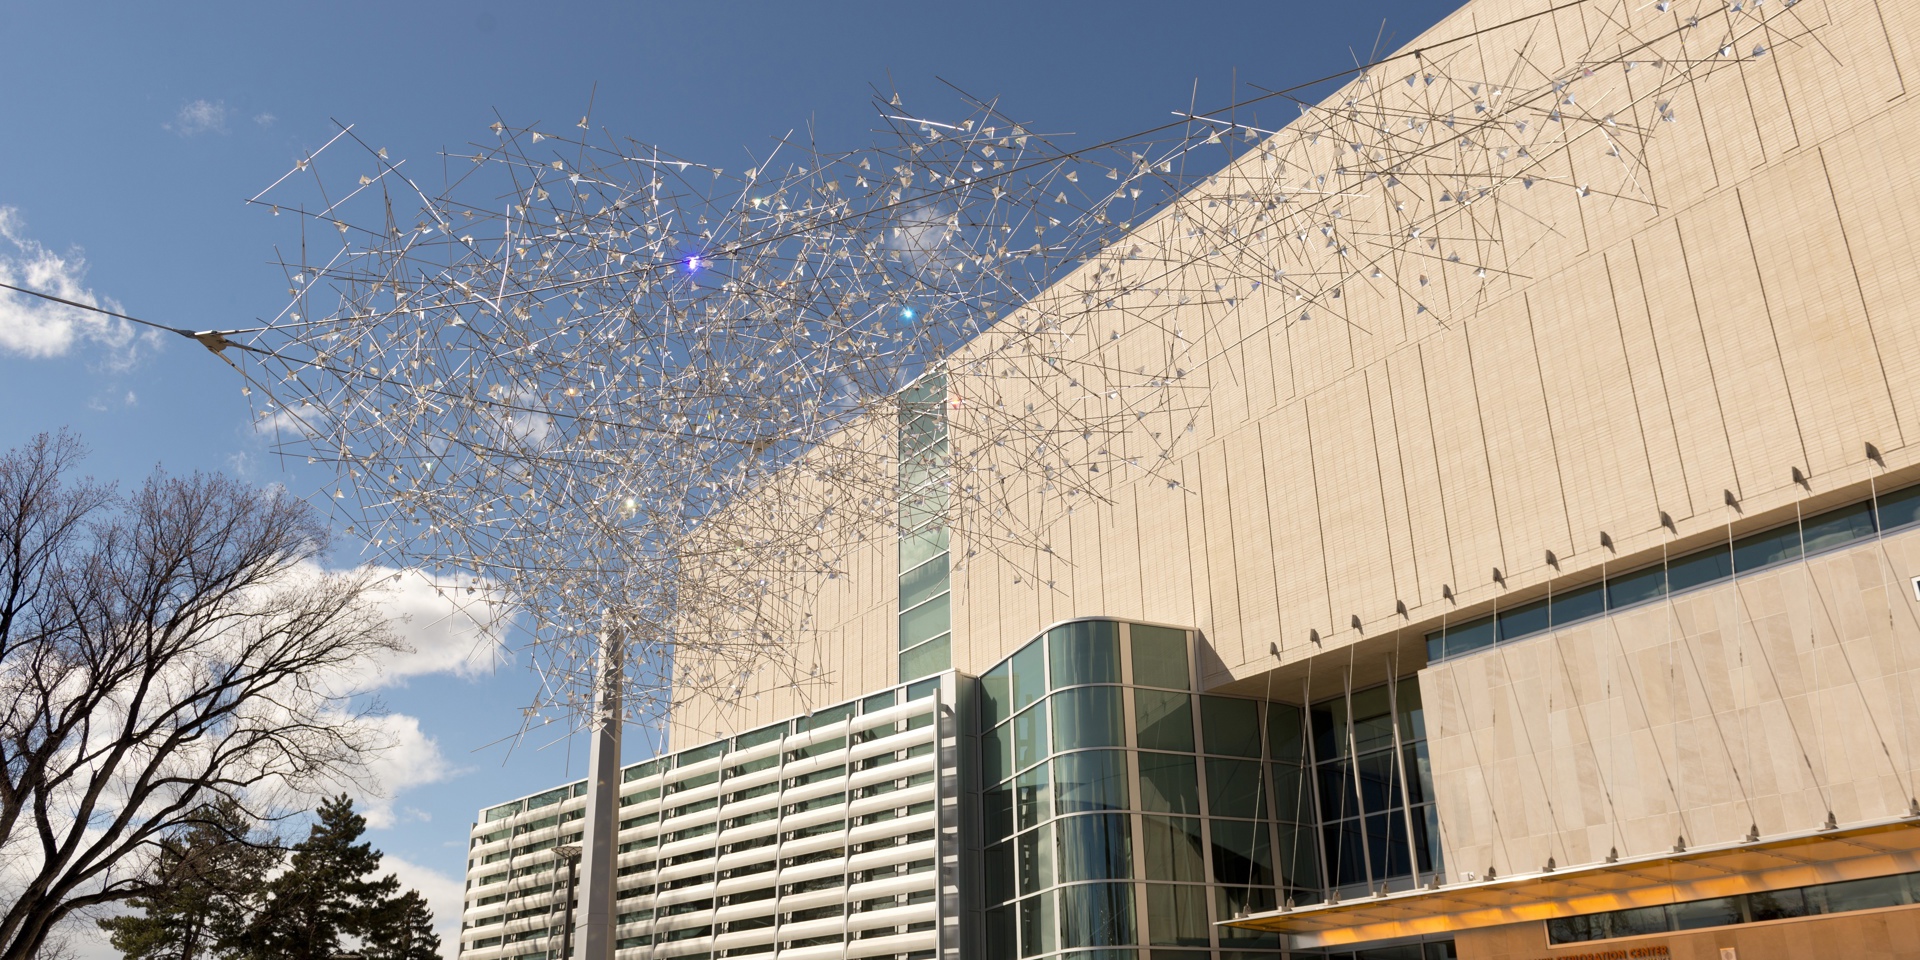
[1229,817,1920,948]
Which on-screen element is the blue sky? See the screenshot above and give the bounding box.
[0,1,1451,952]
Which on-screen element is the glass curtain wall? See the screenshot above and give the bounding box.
[1306,678,1441,898]
[971,619,1444,958]
[974,620,1326,960]
[899,371,952,681]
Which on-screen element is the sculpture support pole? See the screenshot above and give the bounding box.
[576,625,624,960]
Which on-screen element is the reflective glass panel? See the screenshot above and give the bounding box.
[1135,689,1195,753]
[1208,819,1273,888]
[1440,617,1494,658]
[1057,813,1132,882]
[984,722,1015,784]
[1267,703,1306,765]
[1013,701,1049,773]
[1497,598,1548,643]
[1818,874,1909,912]
[1550,581,1605,626]
[1668,897,1740,930]
[1019,892,1055,957]
[1609,905,1669,937]
[1053,686,1125,751]
[1138,753,1200,816]
[1060,882,1136,948]
[899,632,950,682]
[986,905,1017,956]
[1668,543,1732,593]
[1276,820,1321,890]
[900,555,949,610]
[1130,624,1190,689]
[899,593,951,649]
[1878,485,1920,531]
[1141,816,1207,883]
[1018,823,1055,895]
[985,783,1014,842]
[1144,884,1210,947]
[982,661,1014,727]
[1734,525,1802,572]
[1010,641,1047,715]
[1803,502,1875,553]
[1051,620,1122,687]
[1016,765,1052,831]
[1055,750,1130,813]
[1606,565,1666,610]
[1200,696,1262,757]
[986,841,1015,904]
[1747,888,1807,921]
[1213,885,1278,935]
[1205,758,1265,819]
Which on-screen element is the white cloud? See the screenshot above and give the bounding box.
[364,566,511,687]
[167,98,228,136]
[384,854,469,958]
[252,400,331,439]
[353,712,455,830]
[0,207,149,368]
[254,112,277,127]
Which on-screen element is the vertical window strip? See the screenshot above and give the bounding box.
[898,371,951,682]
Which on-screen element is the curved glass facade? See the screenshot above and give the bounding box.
[973,619,1443,959]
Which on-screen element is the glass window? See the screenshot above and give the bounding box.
[1606,565,1666,610]
[1878,485,1920,531]
[899,633,950,682]
[985,783,1014,843]
[735,723,784,750]
[1057,814,1133,882]
[900,555,949,610]
[1747,887,1807,921]
[1270,762,1313,825]
[984,722,1015,784]
[1806,501,1879,553]
[1053,686,1126,751]
[1019,892,1055,958]
[1209,819,1273,888]
[1016,765,1052,831]
[1668,897,1740,930]
[1136,690,1195,753]
[1014,701,1050,773]
[1018,823,1055,895]
[1144,884,1210,947]
[986,904,1017,956]
[1733,525,1802,572]
[1206,758,1266,819]
[1011,640,1047,714]
[1817,874,1910,912]
[1055,750,1130,813]
[1608,905,1669,937]
[1439,616,1494,659]
[899,593,951,649]
[1496,599,1548,643]
[1051,620,1122,686]
[983,661,1014,727]
[1200,697,1262,757]
[1545,914,1606,944]
[1131,624,1190,689]
[1549,581,1604,626]
[1276,820,1321,891]
[1348,686,1396,755]
[1667,544,1731,593]
[900,526,949,572]
[1060,882,1136,948]
[1138,753,1201,816]
[1140,816,1206,883]
[1267,703,1306,766]
[986,841,1016,904]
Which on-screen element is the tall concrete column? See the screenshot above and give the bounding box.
[575,626,624,960]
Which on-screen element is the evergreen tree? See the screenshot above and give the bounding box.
[362,891,439,960]
[96,799,277,960]
[236,795,400,960]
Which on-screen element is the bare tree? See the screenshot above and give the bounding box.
[0,431,403,960]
